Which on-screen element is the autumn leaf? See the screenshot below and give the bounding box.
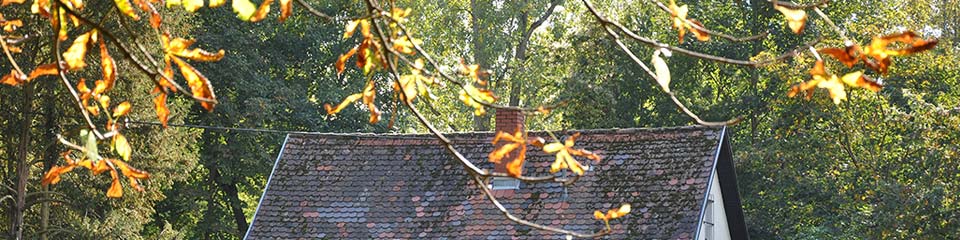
[99,39,117,91]
[113,133,132,161]
[1,70,26,86]
[247,0,274,22]
[651,49,671,92]
[594,204,632,229]
[279,0,291,22]
[667,0,710,43]
[112,101,131,117]
[154,92,170,127]
[343,20,360,39]
[324,93,363,115]
[459,84,496,116]
[181,0,202,12]
[110,158,150,179]
[687,19,710,41]
[27,63,59,80]
[41,165,77,186]
[542,133,601,176]
[862,31,938,74]
[133,0,162,28]
[489,131,527,177]
[336,46,359,77]
[819,45,860,67]
[107,170,123,198]
[788,60,882,104]
[392,36,422,55]
[63,30,95,70]
[208,0,225,7]
[774,5,807,34]
[1,0,26,6]
[232,0,257,21]
[362,80,380,124]
[113,0,140,20]
[164,37,226,62]
[171,56,217,111]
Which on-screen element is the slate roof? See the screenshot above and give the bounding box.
[245,126,746,239]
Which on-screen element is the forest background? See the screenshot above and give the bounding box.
[0,0,958,239]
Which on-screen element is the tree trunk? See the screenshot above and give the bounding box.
[471,0,491,131]
[13,82,34,240]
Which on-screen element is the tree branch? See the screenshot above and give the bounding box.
[647,0,768,42]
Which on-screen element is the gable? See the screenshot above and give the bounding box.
[246,126,732,239]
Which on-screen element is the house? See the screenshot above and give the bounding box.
[244,109,749,239]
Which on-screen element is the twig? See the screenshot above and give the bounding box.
[812,7,850,42]
[0,35,25,76]
[52,4,105,140]
[294,0,335,22]
[769,0,830,9]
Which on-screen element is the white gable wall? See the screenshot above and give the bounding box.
[699,168,731,240]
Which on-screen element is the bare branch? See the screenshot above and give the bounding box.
[294,0,335,22]
[769,0,830,10]
[0,35,25,76]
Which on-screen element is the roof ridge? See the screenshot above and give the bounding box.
[288,125,721,139]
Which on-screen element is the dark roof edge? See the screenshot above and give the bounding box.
[716,128,750,240]
[287,125,722,139]
[243,134,291,240]
[693,126,726,239]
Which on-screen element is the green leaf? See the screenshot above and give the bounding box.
[82,130,101,161]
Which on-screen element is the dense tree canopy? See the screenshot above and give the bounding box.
[1,0,956,238]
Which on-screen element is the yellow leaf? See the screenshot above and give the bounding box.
[343,20,360,39]
[324,93,363,115]
[232,0,257,21]
[165,37,225,62]
[113,101,131,117]
[594,210,606,220]
[111,158,150,179]
[543,142,564,153]
[652,50,671,92]
[774,5,806,34]
[489,131,527,177]
[182,0,202,12]
[209,0,225,7]
[113,0,140,20]
[2,0,26,6]
[247,0,274,22]
[63,31,95,70]
[336,46,358,77]
[113,134,131,161]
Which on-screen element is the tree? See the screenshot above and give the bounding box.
[0,0,948,238]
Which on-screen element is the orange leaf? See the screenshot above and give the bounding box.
[41,165,77,186]
[112,101,131,117]
[687,19,710,42]
[165,37,225,62]
[154,92,170,127]
[278,0,291,22]
[774,5,806,34]
[336,46,358,77]
[171,56,217,111]
[27,63,59,80]
[106,170,123,198]
[247,0,274,22]
[92,158,110,175]
[840,71,882,92]
[1,0,26,6]
[362,80,376,105]
[489,131,527,177]
[819,46,860,67]
[1,70,26,86]
[368,103,381,124]
[62,30,95,70]
[594,210,606,221]
[110,159,150,179]
[324,93,363,115]
[133,0,162,28]
[99,39,116,92]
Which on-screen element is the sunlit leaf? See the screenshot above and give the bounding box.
[165,37,225,62]
[63,30,95,70]
[2,0,26,6]
[171,56,217,111]
[111,158,149,179]
[324,93,363,115]
[2,19,22,32]
[774,5,806,34]
[247,0,274,22]
[651,50,671,92]
[668,0,688,42]
[688,19,710,41]
[232,0,257,21]
[112,101,131,117]
[113,133,131,161]
[819,46,860,67]
[182,0,202,12]
[542,133,600,176]
[106,170,123,198]
[209,0,225,7]
[392,36,422,55]
[99,39,117,91]
[278,0,291,22]
[336,46,358,77]
[489,131,527,177]
[27,63,59,80]
[113,0,140,20]
[1,70,26,86]
[343,20,360,39]
[82,129,100,161]
[863,31,938,75]
[41,165,77,186]
[153,92,170,127]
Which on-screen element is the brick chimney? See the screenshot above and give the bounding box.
[493,108,525,175]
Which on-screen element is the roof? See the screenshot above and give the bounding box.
[245,126,747,239]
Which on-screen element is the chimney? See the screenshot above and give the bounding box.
[493,108,525,176]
